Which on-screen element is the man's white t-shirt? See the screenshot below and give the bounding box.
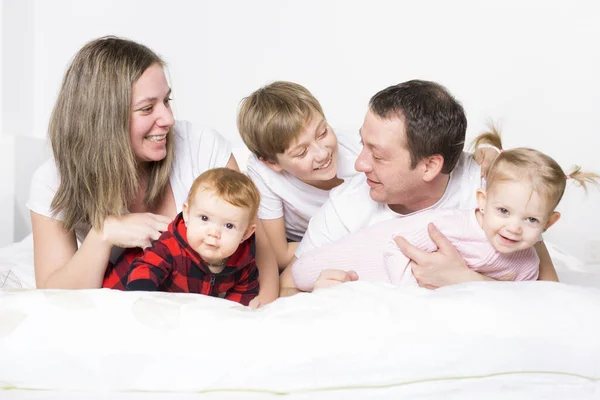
[246,129,361,242]
[26,120,232,262]
[295,152,482,257]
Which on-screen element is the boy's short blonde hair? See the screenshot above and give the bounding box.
[187,168,261,222]
[237,81,325,162]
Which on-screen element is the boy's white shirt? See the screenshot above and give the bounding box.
[246,129,362,242]
[295,152,483,258]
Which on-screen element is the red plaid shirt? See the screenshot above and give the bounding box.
[104,213,259,306]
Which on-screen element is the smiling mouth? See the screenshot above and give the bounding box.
[315,155,332,170]
[366,177,380,185]
[145,134,167,142]
[499,234,519,244]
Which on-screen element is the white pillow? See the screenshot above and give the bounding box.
[0,234,35,289]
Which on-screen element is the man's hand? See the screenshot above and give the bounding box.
[393,223,487,289]
[313,269,359,290]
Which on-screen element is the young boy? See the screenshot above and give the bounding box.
[123,168,261,307]
[237,81,361,270]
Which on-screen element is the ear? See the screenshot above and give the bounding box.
[544,211,561,231]
[182,202,190,226]
[241,223,257,242]
[476,188,487,213]
[422,154,444,182]
[258,157,283,173]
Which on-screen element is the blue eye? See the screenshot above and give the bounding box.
[225,223,234,229]
[527,217,539,224]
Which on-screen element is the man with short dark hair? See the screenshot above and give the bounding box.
[280,80,558,296]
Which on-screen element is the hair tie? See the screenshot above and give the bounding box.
[477,144,502,154]
[565,174,571,180]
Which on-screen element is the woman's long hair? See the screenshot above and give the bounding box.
[50,36,175,231]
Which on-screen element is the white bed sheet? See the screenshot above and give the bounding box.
[1,281,600,398]
[1,236,600,398]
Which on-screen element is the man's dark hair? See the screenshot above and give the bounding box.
[369,80,467,174]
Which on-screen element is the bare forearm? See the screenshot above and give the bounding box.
[535,242,559,282]
[40,229,113,289]
[255,223,280,302]
[279,259,301,297]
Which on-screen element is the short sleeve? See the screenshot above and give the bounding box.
[171,121,234,208]
[246,155,284,220]
[295,196,349,258]
[176,120,232,173]
[26,158,61,220]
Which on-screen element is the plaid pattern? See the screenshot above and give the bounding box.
[103,213,259,306]
[103,247,143,291]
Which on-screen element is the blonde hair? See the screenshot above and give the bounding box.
[473,126,600,210]
[187,168,261,222]
[237,81,325,162]
[49,36,175,231]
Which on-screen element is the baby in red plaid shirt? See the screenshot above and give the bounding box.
[123,168,261,306]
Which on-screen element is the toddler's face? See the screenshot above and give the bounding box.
[183,189,255,265]
[272,111,339,186]
[477,181,558,254]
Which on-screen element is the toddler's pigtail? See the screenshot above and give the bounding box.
[565,166,600,193]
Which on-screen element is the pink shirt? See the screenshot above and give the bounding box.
[292,209,539,291]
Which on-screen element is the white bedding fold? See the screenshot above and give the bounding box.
[1,281,599,394]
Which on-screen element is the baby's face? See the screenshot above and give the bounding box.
[183,189,254,265]
[478,181,553,254]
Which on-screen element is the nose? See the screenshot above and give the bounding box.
[314,143,328,163]
[157,102,175,128]
[208,226,221,239]
[506,219,523,235]
[354,147,372,173]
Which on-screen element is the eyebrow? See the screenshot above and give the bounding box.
[358,129,382,151]
[132,88,172,109]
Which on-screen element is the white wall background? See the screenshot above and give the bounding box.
[1,0,599,261]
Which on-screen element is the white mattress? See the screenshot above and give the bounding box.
[1,237,600,398]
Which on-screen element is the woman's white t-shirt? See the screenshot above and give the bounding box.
[26,120,232,262]
[246,129,361,242]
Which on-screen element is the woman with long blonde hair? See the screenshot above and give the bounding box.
[27,36,278,306]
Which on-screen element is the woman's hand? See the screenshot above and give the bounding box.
[101,213,171,249]
[393,223,490,289]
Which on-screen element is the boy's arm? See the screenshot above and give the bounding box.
[254,220,280,305]
[261,217,299,270]
[534,241,559,281]
[225,264,260,306]
[125,240,173,291]
[280,257,301,297]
